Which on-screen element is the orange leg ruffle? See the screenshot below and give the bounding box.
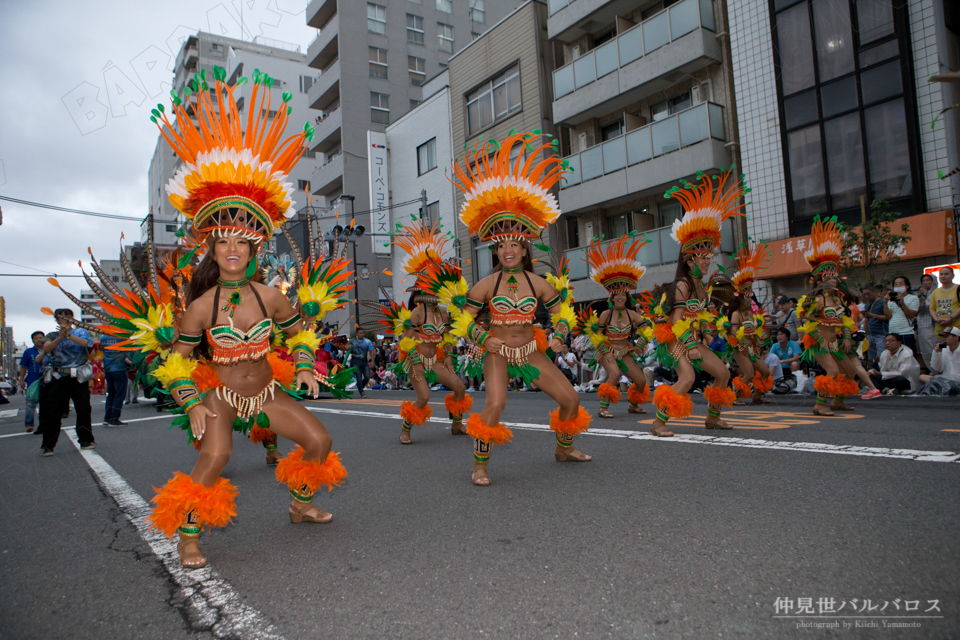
[752,372,774,394]
[597,383,622,404]
[249,426,276,445]
[444,393,473,418]
[627,383,650,405]
[704,384,737,408]
[653,384,694,419]
[549,405,591,436]
[814,375,841,397]
[275,447,347,494]
[835,374,859,397]
[465,414,513,445]
[147,472,238,539]
[731,376,752,399]
[400,400,433,426]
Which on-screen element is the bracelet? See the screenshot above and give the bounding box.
[181,395,203,413]
[554,319,571,341]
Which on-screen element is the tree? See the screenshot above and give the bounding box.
[839,198,911,287]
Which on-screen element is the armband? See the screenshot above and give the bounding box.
[177,332,202,347]
[154,353,201,411]
[276,313,300,333]
[544,293,562,309]
[285,330,320,373]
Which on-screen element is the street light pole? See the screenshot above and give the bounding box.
[341,195,356,331]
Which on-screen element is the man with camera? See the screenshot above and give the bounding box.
[868,333,920,394]
[920,327,960,383]
[39,309,95,456]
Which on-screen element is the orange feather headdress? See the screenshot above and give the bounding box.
[152,66,313,244]
[584,234,649,293]
[450,130,567,243]
[391,216,451,291]
[804,216,844,276]
[731,240,771,292]
[665,168,748,255]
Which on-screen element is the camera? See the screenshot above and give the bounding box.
[938,342,948,350]
[852,331,866,343]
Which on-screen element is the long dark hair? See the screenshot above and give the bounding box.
[185,236,261,307]
[490,239,535,273]
[664,254,697,314]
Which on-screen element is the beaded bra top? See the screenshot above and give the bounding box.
[489,269,538,326]
[207,318,272,365]
[418,305,448,344]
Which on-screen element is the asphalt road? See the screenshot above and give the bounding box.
[1,388,958,639]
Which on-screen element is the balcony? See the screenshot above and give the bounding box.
[307,13,339,71]
[310,104,341,154]
[308,59,340,111]
[559,102,729,212]
[307,0,336,30]
[563,220,735,284]
[175,45,199,72]
[552,0,719,126]
[548,0,645,43]
[312,150,343,196]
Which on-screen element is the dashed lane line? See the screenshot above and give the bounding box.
[66,437,284,639]
[306,407,960,464]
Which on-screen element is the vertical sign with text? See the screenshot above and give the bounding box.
[367,131,390,255]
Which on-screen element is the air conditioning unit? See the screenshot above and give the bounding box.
[578,132,595,151]
[572,45,581,60]
[691,84,700,104]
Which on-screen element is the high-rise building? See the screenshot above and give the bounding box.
[304,0,525,327]
[547,0,742,303]
[728,0,960,299]
[148,32,318,252]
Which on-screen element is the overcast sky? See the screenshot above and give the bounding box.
[0,0,314,348]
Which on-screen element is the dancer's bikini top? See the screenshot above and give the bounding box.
[489,270,538,326]
[604,310,633,340]
[418,304,448,344]
[206,286,273,365]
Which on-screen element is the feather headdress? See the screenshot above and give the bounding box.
[804,215,844,276]
[731,240,771,292]
[584,234,649,293]
[153,66,313,244]
[391,216,450,291]
[665,167,748,254]
[450,130,568,243]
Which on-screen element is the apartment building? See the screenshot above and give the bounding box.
[305,0,523,322]
[147,32,317,251]
[728,0,960,298]
[547,0,740,303]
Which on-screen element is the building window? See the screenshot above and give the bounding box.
[409,56,426,86]
[411,99,423,109]
[113,276,120,283]
[367,3,387,35]
[436,0,452,13]
[469,0,485,22]
[658,201,683,228]
[438,23,454,53]
[650,91,691,122]
[472,32,482,41]
[297,180,311,192]
[426,201,440,221]
[565,216,579,249]
[369,47,388,79]
[466,63,521,136]
[600,120,623,141]
[606,213,633,238]
[210,42,225,58]
[165,224,177,232]
[772,0,917,232]
[407,0,421,4]
[473,239,492,282]
[407,14,425,44]
[418,138,437,175]
[371,92,390,124]
[299,75,313,93]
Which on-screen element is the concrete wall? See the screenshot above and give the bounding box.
[385,85,458,302]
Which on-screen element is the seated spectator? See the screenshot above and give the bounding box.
[868,333,920,394]
[555,343,579,386]
[770,328,801,377]
[919,326,960,383]
[776,296,799,341]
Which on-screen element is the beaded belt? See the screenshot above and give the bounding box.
[419,351,438,369]
[215,380,279,419]
[497,339,537,366]
[610,344,632,359]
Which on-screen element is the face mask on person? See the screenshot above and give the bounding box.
[894,286,906,294]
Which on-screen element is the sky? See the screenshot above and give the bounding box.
[0,0,315,347]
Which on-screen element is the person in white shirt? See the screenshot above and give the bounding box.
[555,343,580,386]
[869,333,921,394]
[919,326,960,383]
[886,275,920,353]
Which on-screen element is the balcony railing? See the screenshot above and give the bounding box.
[548,0,577,15]
[553,0,715,101]
[561,102,725,189]
[563,220,734,278]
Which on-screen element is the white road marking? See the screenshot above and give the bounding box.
[66,438,284,639]
[0,413,171,438]
[0,409,19,418]
[307,407,960,464]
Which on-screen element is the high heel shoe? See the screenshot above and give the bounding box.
[265,448,282,465]
[289,500,333,524]
[650,418,674,437]
[555,447,592,462]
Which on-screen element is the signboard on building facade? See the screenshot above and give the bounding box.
[367,131,390,255]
